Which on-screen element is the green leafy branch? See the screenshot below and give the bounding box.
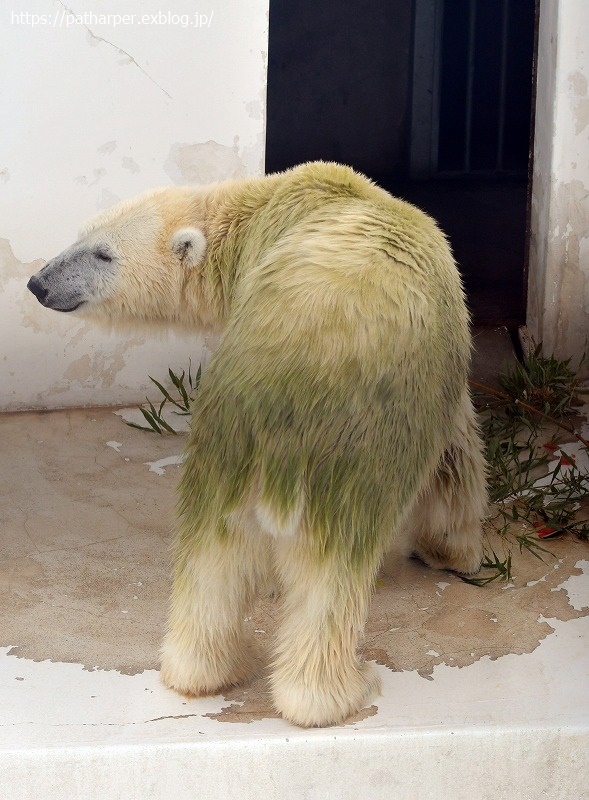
[126,344,588,586]
[125,363,201,434]
[467,344,589,584]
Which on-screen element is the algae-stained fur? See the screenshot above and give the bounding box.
[28,161,487,727]
[167,163,487,727]
[180,167,470,560]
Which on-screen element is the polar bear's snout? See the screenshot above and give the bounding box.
[27,258,86,313]
[27,274,49,304]
[28,244,117,313]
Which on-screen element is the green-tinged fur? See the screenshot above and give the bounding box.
[176,162,470,566]
[30,159,484,726]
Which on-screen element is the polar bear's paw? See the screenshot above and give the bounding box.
[160,634,259,697]
[413,529,484,576]
[270,660,381,728]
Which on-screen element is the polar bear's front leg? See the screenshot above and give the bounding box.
[270,537,382,727]
[160,529,262,696]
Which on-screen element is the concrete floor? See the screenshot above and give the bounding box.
[1,330,588,798]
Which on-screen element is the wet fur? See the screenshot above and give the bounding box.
[29,162,487,727]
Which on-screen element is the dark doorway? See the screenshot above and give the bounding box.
[266,0,537,327]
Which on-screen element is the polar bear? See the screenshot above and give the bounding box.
[28,162,487,727]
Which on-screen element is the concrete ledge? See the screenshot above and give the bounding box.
[1,405,588,799]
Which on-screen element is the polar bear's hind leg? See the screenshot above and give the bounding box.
[406,387,487,576]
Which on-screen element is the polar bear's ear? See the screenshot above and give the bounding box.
[170,227,207,268]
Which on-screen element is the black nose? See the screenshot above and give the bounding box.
[27,276,48,303]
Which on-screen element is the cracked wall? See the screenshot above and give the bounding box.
[0,0,269,411]
[528,0,589,373]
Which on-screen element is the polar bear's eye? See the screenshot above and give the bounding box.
[94,249,112,263]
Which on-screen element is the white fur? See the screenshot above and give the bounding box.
[32,164,488,728]
[269,534,383,727]
[404,387,487,575]
[160,527,268,696]
[170,227,207,268]
[255,499,304,539]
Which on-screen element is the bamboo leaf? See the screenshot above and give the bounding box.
[139,406,163,434]
[149,376,186,411]
[169,368,190,409]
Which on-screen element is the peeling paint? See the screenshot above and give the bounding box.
[569,70,589,135]
[574,97,589,135]
[89,167,106,185]
[164,140,247,185]
[245,99,263,120]
[73,168,108,187]
[122,156,140,174]
[0,238,43,287]
[2,406,588,699]
[63,340,142,388]
[558,559,589,610]
[204,687,378,725]
[98,188,122,209]
[528,4,589,374]
[203,682,281,724]
[63,354,93,384]
[241,130,267,177]
[1,0,267,413]
[144,455,185,475]
[0,402,588,781]
[362,542,589,679]
[569,70,588,96]
[98,141,117,155]
[554,180,589,347]
[531,177,589,362]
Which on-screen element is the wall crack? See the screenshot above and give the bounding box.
[56,0,173,100]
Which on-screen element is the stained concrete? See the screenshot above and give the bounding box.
[1,399,586,686]
[1,334,588,797]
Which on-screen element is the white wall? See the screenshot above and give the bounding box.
[0,0,268,411]
[527,0,589,371]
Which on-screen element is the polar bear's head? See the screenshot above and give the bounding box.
[27,188,208,326]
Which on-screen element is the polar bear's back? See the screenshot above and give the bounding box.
[230,163,470,383]
[178,163,472,562]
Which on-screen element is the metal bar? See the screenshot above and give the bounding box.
[429,0,444,176]
[409,0,438,179]
[410,0,444,179]
[464,0,477,172]
[496,0,510,171]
